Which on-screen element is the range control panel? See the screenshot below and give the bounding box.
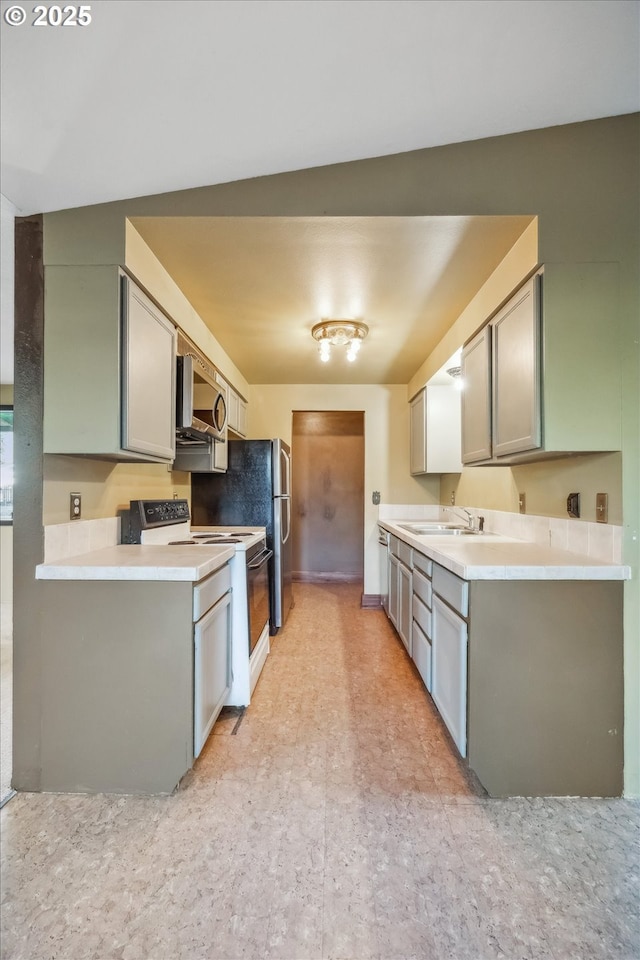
[124,499,190,542]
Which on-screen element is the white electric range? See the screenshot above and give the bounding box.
[125,499,271,705]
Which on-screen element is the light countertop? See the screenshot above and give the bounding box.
[379,520,631,581]
[35,543,236,582]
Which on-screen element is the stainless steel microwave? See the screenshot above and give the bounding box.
[176,345,227,445]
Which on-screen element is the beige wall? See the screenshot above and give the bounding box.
[409,220,539,395]
[42,457,190,525]
[250,383,440,592]
[125,223,249,398]
[441,453,622,524]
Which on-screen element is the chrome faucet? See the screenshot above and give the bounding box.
[446,506,474,528]
[445,506,485,533]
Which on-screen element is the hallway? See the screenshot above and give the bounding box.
[1,582,638,960]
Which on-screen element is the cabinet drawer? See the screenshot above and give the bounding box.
[412,618,432,693]
[413,551,432,579]
[193,563,231,622]
[412,593,432,638]
[413,567,432,609]
[398,540,413,568]
[432,564,468,617]
[389,535,400,558]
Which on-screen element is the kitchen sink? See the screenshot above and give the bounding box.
[397,522,479,536]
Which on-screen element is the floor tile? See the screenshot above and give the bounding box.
[2,583,638,960]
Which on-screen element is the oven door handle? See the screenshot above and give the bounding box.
[247,548,273,570]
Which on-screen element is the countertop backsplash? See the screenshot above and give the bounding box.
[43,517,121,564]
[378,504,623,564]
[43,506,623,566]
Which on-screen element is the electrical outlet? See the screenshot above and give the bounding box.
[518,493,526,514]
[70,492,82,520]
[596,492,608,523]
[450,490,456,506]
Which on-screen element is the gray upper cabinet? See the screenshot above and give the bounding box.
[460,264,620,465]
[492,274,541,458]
[121,276,176,461]
[461,325,492,464]
[410,385,462,474]
[44,265,176,462]
[462,276,540,465]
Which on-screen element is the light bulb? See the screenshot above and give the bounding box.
[319,340,331,362]
[346,339,361,362]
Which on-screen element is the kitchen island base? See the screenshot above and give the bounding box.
[39,580,199,795]
[468,580,624,798]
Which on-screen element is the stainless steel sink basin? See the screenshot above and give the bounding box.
[397,522,478,536]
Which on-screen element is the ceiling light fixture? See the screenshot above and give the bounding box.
[446,365,464,391]
[311,319,369,363]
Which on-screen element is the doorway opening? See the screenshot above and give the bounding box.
[291,411,364,583]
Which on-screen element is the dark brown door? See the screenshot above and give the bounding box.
[291,411,364,582]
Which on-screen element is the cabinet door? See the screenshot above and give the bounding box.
[388,554,399,627]
[432,595,468,757]
[492,275,541,457]
[121,276,176,460]
[237,398,248,437]
[410,390,427,475]
[461,326,492,463]
[380,542,389,614]
[398,562,412,655]
[194,591,232,757]
[412,617,432,693]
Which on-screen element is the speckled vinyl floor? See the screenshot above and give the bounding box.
[1,582,639,960]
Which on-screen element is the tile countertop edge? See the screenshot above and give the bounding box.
[379,520,632,581]
[35,544,236,582]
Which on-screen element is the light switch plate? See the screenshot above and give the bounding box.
[518,493,526,514]
[596,492,608,523]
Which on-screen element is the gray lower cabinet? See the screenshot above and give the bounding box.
[467,579,623,798]
[388,552,399,628]
[411,553,433,692]
[44,267,176,462]
[39,566,231,794]
[387,536,412,654]
[397,561,412,655]
[431,594,468,757]
[391,536,624,797]
[193,567,232,757]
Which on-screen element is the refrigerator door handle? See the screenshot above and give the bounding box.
[282,496,291,544]
[282,446,291,498]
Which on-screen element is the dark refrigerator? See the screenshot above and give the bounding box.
[191,439,293,633]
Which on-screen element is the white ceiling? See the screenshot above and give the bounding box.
[1,0,638,215]
[1,0,638,386]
